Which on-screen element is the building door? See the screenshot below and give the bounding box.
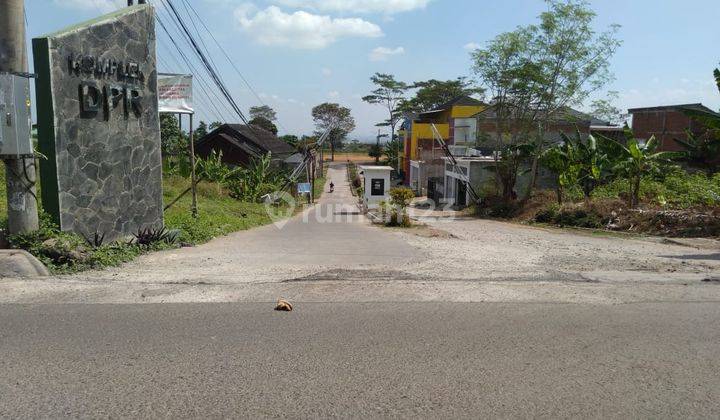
[456,179,467,207]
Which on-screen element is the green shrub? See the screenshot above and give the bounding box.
[554,208,604,228]
[534,203,560,223]
[533,204,606,229]
[477,196,521,218]
[387,187,415,227]
[7,212,145,274]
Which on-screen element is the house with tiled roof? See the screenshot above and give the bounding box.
[194,123,297,168]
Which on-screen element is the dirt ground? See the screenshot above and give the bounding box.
[331,152,375,163]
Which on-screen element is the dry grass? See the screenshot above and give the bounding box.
[332,152,375,164]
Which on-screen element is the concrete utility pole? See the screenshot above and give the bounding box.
[0,0,39,234]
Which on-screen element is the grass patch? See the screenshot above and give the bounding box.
[163,175,275,244]
[0,164,6,229]
[313,169,327,201]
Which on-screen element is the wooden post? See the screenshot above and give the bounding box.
[0,0,39,234]
[189,113,198,218]
[310,152,316,204]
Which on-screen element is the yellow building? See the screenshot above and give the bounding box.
[400,96,485,191]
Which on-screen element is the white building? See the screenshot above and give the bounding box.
[442,156,496,207]
[359,165,393,210]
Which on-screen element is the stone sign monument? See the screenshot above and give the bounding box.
[33,4,163,241]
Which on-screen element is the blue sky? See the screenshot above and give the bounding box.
[26,0,720,140]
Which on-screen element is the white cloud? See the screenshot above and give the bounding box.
[272,0,432,14]
[463,42,481,51]
[54,0,125,13]
[321,67,333,76]
[369,46,405,61]
[327,90,340,98]
[234,4,383,49]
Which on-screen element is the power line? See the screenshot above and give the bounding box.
[156,52,224,122]
[157,43,229,122]
[177,0,289,133]
[154,14,234,122]
[160,0,253,128]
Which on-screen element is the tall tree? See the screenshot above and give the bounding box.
[714,65,720,94]
[249,116,278,135]
[383,137,403,171]
[590,91,628,125]
[249,105,277,122]
[362,73,408,144]
[195,121,209,139]
[279,135,299,148]
[160,114,185,157]
[400,78,484,113]
[472,0,621,201]
[209,121,223,130]
[311,103,356,161]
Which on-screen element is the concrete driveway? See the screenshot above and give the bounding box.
[1,162,719,304]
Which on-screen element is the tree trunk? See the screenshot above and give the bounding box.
[631,177,641,208]
[556,183,563,205]
[330,143,335,161]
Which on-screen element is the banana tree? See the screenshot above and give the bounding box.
[674,129,720,174]
[612,130,685,207]
[542,140,577,204]
[550,131,613,203]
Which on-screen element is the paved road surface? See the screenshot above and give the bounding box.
[1,302,719,418]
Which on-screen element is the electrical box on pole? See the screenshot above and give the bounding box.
[0,73,33,158]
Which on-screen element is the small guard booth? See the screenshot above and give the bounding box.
[359,165,393,210]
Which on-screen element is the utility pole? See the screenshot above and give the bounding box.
[0,0,39,234]
[188,113,197,217]
[376,131,388,165]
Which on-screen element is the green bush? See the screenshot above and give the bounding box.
[554,208,604,228]
[387,187,414,227]
[7,212,145,274]
[476,196,522,218]
[534,203,560,223]
[533,205,606,229]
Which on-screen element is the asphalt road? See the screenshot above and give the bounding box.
[2,302,719,418]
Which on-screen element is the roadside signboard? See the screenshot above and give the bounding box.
[158,73,193,114]
[297,183,312,194]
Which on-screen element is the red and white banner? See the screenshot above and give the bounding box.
[158,73,193,114]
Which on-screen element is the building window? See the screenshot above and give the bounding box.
[454,118,477,144]
[371,179,385,196]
